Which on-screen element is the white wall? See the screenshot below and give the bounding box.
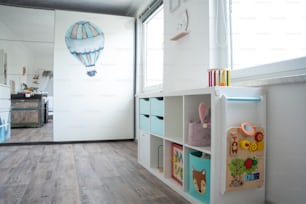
[264,82,306,204]
[135,0,209,94]
[163,0,209,92]
[26,47,54,94]
[0,19,30,90]
[53,10,135,141]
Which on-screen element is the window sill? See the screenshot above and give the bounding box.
[231,57,306,87]
[232,74,306,87]
[139,84,163,95]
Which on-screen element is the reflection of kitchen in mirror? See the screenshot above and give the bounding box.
[0,5,54,143]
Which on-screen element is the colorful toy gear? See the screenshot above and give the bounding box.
[249,142,258,152]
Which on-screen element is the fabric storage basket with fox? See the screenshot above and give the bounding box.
[189,151,210,203]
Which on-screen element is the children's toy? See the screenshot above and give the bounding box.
[188,103,211,146]
[225,121,265,192]
[198,102,208,128]
[208,69,231,87]
[241,122,256,137]
[172,143,183,185]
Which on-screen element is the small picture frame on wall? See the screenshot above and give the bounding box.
[169,0,181,13]
[3,53,7,85]
[0,51,7,85]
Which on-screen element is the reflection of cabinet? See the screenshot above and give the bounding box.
[11,94,44,128]
[137,87,266,204]
[0,84,10,143]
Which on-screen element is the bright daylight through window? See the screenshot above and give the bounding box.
[143,6,164,89]
[231,0,306,70]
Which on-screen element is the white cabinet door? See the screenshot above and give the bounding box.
[138,131,150,167]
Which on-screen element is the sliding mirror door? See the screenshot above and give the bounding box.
[0,5,54,143]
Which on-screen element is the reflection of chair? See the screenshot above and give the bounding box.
[48,96,53,119]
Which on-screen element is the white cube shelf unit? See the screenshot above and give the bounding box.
[137,87,266,204]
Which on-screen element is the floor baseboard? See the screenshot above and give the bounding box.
[0,139,136,146]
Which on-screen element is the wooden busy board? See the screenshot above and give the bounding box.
[225,127,265,192]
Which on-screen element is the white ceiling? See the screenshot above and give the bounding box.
[0,0,145,16]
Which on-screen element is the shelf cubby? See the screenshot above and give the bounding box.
[150,135,164,174]
[164,96,183,143]
[183,94,211,146]
[164,140,184,189]
[185,147,211,204]
[164,140,173,179]
[138,131,150,167]
[184,144,211,155]
[183,146,193,193]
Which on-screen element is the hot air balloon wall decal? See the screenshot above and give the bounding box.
[65,21,104,77]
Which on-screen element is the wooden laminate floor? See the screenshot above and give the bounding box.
[0,141,189,204]
[5,120,53,143]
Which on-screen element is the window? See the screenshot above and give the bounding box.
[231,0,306,72]
[142,5,164,90]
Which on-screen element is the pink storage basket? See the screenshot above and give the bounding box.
[188,122,211,146]
[188,104,211,147]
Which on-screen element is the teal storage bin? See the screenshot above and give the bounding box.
[0,124,10,143]
[150,115,164,136]
[0,111,10,143]
[139,114,150,132]
[4,124,10,141]
[189,151,210,203]
[0,125,4,143]
[139,98,150,115]
[150,97,164,116]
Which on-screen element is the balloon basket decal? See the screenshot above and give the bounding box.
[65,21,104,77]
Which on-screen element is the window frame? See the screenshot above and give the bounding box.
[229,0,306,83]
[141,4,164,93]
